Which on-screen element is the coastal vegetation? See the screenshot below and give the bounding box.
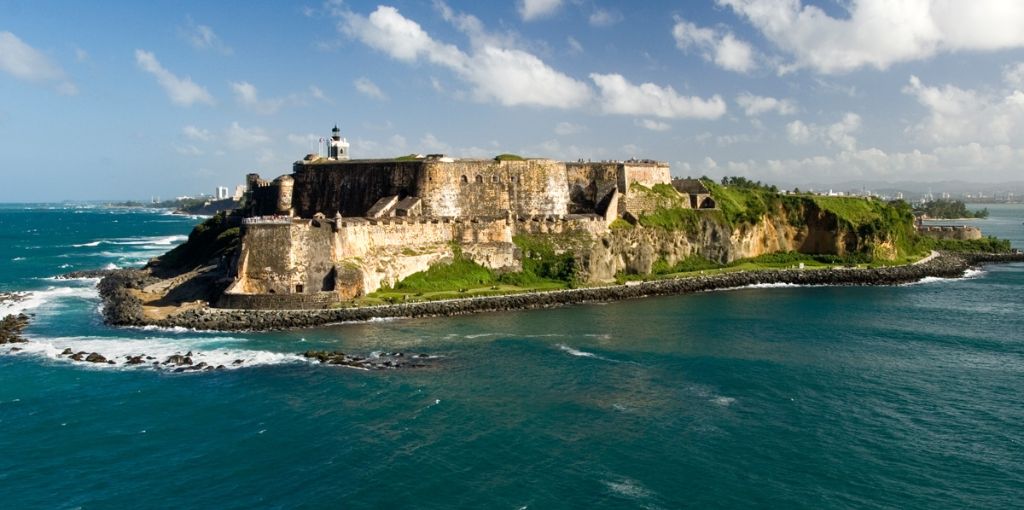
[494,153,525,161]
[920,236,1011,253]
[155,212,239,271]
[372,236,580,302]
[914,199,988,219]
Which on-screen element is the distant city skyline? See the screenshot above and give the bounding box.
[3,0,1024,201]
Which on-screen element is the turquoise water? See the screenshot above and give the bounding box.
[1,203,1022,509]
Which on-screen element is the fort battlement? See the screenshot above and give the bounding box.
[916,224,982,241]
[221,126,712,307]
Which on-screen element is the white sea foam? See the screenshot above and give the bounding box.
[740,282,805,289]
[11,257,25,261]
[0,285,98,316]
[6,334,307,372]
[464,333,500,339]
[964,268,986,279]
[557,344,597,358]
[109,234,188,246]
[71,235,187,249]
[906,269,985,286]
[711,396,736,407]
[604,478,654,500]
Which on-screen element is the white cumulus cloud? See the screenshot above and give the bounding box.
[135,49,213,106]
[179,17,232,55]
[519,0,563,21]
[225,121,270,149]
[720,0,1024,74]
[786,113,861,151]
[340,5,591,109]
[554,122,584,136]
[736,93,796,116]
[672,18,756,73]
[635,119,672,131]
[229,81,286,114]
[590,73,726,119]
[902,74,1024,145]
[0,31,77,94]
[589,8,622,27]
[182,125,212,141]
[354,77,387,100]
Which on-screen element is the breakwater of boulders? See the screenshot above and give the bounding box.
[97,251,1023,331]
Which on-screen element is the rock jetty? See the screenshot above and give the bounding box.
[303,350,435,370]
[92,251,1023,332]
[1,313,30,345]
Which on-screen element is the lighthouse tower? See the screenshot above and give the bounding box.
[328,125,350,160]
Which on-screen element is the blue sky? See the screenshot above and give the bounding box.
[3,0,1024,201]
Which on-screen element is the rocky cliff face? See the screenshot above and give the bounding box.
[579,199,908,281]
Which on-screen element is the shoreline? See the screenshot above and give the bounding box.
[98,251,1024,332]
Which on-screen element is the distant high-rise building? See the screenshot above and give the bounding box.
[233,184,246,201]
[216,186,230,200]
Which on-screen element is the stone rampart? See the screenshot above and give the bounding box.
[917,225,982,241]
[334,217,457,259]
[622,163,671,189]
[565,162,620,213]
[420,159,569,217]
[290,160,423,218]
[217,291,337,310]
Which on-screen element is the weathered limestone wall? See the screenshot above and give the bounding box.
[622,164,671,189]
[565,163,620,213]
[334,218,456,259]
[290,160,423,218]
[333,217,520,295]
[515,214,608,237]
[249,183,283,217]
[231,224,294,294]
[420,159,570,217]
[230,221,336,295]
[918,225,983,240]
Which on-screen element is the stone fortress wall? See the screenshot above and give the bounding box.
[225,149,709,309]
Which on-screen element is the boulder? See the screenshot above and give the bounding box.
[164,354,193,366]
[85,352,107,363]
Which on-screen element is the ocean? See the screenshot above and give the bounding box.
[1,203,1022,509]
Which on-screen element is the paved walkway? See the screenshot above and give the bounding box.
[913,250,940,265]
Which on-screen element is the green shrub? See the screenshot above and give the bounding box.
[638,207,700,232]
[921,236,1011,253]
[609,218,633,230]
[156,212,239,271]
[494,153,525,161]
[393,256,497,293]
[513,235,577,284]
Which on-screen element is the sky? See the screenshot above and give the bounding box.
[3,0,1024,201]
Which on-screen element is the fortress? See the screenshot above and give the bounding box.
[222,126,714,308]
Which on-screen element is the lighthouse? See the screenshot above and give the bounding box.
[328,124,350,160]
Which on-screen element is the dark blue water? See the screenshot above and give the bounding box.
[1,203,1022,509]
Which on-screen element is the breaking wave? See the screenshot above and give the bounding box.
[1,285,98,317]
[557,344,598,358]
[7,334,307,372]
[71,235,188,248]
[906,268,985,286]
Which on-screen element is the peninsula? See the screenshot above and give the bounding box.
[97,125,1021,330]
